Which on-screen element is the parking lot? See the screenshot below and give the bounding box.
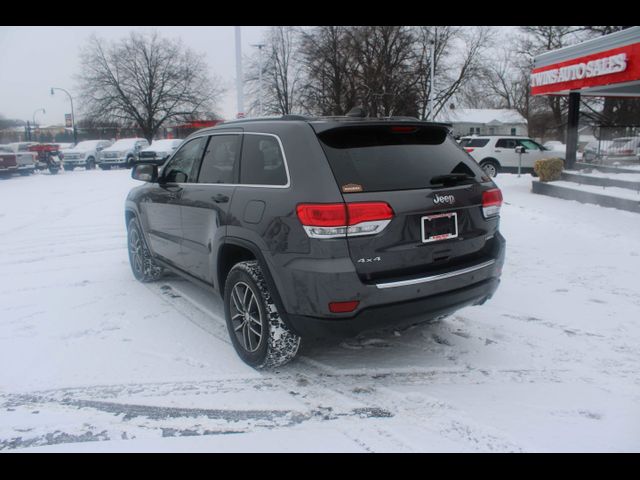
[0,168,639,452]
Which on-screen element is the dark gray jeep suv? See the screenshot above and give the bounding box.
[125,116,505,369]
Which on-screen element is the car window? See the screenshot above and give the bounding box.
[240,135,288,186]
[197,135,240,184]
[162,137,207,184]
[459,138,490,148]
[495,139,517,149]
[318,125,483,193]
[518,139,541,151]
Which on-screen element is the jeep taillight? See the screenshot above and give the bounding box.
[482,188,503,218]
[296,202,394,239]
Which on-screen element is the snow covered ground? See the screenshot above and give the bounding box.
[0,169,639,452]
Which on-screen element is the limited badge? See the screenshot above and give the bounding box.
[342,183,363,193]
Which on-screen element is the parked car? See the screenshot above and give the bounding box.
[61,140,113,171]
[459,135,563,177]
[125,116,505,368]
[1,144,37,175]
[98,138,149,170]
[603,136,640,163]
[0,146,18,177]
[56,142,75,150]
[135,139,183,166]
[543,141,566,154]
[581,140,614,163]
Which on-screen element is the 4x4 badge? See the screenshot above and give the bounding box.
[433,194,455,205]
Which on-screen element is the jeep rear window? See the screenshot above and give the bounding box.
[459,138,490,148]
[317,125,484,192]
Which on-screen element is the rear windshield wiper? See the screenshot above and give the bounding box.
[430,173,475,185]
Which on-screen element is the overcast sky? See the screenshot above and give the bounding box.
[0,26,269,126]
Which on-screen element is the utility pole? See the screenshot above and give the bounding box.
[235,26,245,118]
[251,43,266,116]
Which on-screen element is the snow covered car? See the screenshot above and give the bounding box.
[603,137,640,164]
[98,138,149,170]
[459,135,564,177]
[61,140,113,171]
[135,139,183,166]
[582,140,614,163]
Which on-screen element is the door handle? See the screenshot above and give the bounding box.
[212,194,229,203]
[494,149,502,152]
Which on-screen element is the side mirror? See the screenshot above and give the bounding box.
[515,146,525,153]
[132,164,157,183]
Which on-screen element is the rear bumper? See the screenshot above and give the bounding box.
[275,232,505,338]
[287,277,500,337]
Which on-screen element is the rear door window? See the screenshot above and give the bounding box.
[317,125,484,193]
[240,134,288,186]
[496,138,517,149]
[197,135,240,184]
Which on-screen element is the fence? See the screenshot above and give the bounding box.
[579,125,640,165]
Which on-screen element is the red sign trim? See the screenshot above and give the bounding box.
[531,43,640,95]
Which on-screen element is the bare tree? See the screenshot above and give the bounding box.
[416,26,493,120]
[298,26,359,116]
[77,31,224,141]
[245,26,303,116]
[344,26,421,118]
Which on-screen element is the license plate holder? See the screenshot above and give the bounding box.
[421,212,458,243]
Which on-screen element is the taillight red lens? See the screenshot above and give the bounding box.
[482,188,503,218]
[296,202,394,227]
[346,202,394,225]
[296,203,346,227]
[329,300,360,313]
[482,189,503,207]
[465,148,475,152]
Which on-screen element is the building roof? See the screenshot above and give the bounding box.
[435,108,527,125]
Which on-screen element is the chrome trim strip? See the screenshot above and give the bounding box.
[375,260,496,289]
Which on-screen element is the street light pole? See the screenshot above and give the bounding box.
[251,43,266,116]
[33,108,45,128]
[50,87,77,144]
[32,108,46,142]
[234,27,245,119]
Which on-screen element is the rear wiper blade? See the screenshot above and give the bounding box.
[430,173,475,185]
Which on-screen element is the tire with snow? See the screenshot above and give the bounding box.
[86,157,96,170]
[224,260,301,369]
[127,217,163,282]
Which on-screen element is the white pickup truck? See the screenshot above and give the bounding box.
[61,140,113,170]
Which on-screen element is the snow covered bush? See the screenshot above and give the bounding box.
[534,158,564,182]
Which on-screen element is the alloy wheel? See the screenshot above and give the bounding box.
[229,282,263,353]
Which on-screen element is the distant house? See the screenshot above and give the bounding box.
[435,107,528,138]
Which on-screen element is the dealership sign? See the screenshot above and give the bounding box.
[531,43,640,95]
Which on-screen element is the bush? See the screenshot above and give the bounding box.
[534,157,564,182]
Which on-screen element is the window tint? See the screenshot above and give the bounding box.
[162,136,207,183]
[496,138,517,149]
[197,135,240,184]
[459,138,490,148]
[318,125,484,193]
[240,135,287,186]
